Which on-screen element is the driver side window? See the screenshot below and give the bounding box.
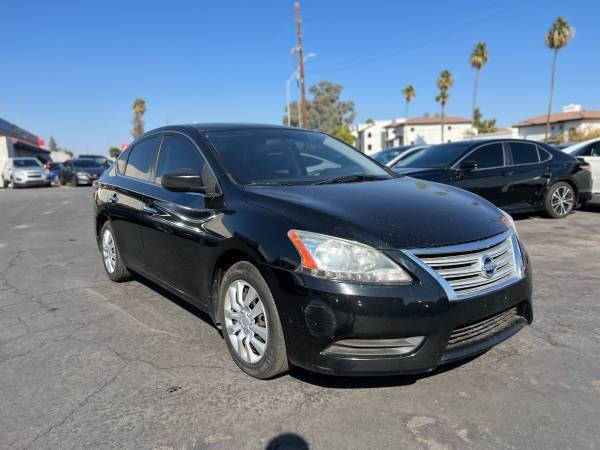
[155,134,217,192]
[465,143,505,169]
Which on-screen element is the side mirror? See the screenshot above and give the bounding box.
[460,160,479,171]
[161,169,207,193]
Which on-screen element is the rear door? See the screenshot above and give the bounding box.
[453,142,509,207]
[504,141,550,210]
[108,136,161,270]
[139,133,220,306]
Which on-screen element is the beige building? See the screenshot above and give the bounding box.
[514,105,600,142]
[384,116,476,146]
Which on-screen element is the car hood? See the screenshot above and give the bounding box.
[393,167,443,176]
[245,177,508,250]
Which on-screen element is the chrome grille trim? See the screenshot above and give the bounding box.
[403,230,524,301]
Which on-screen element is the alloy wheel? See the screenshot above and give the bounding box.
[102,229,117,273]
[224,280,268,364]
[551,186,574,216]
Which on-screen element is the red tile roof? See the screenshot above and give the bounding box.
[514,110,600,127]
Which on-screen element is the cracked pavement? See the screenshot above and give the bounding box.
[1,186,599,449]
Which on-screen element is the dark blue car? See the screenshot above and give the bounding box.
[45,162,62,183]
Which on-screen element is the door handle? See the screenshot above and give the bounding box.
[109,193,118,203]
[142,203,158,214]
[501,170,513,177]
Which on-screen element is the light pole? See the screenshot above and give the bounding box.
[285,52,316,127]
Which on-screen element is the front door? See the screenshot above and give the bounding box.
[504,141,550,211]
[453,142,510,207]
[580,141,600,194]
[139,133,219,306]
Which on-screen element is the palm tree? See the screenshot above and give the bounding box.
[436,70,454,143]
[401,85,415,144]
[469,42,489,133]
[544,17,574,142]
[131,97,147,138]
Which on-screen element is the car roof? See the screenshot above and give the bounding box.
[563,137,600,154]
[141,123,302,135]
[13,157,39,160]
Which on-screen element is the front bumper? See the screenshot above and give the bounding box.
[265,246,533,376]
[13,177,50,187]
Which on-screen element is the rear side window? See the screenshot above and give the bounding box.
[116,149,130,174]
[510,142,539,165]
[155,134,217,191]
[466,143,504,169]
[124,137,161,180]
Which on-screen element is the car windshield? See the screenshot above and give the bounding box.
[14,159,41,168]
[372,148,407,164]
[81,156,107,164]
[72,160,102,168]
[394,143,471,168]
[205,129,393,185]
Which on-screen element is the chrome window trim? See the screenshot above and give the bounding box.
[403,229,524,301]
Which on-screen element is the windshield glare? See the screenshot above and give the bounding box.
[205,129,392,185]
[73,160,102,168]
[394,143,470,168]
[14,159,41,168]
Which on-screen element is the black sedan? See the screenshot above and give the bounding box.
[59,159,106,186]
[93,124,532,379]
[390,139,593,218]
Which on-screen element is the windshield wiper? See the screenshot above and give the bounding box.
[313,174,389,185]
[246,181,297,186]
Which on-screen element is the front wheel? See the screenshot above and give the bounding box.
[544,181,575,219]
[100,222,131,282]
[218,261,289,379]
[0,177,7,188]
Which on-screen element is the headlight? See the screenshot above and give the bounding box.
[287,230,412,284]
[500,210,518,237]
[76,171,88,176]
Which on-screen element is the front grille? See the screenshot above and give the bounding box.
[446,306,519,350]
[410,232,520,299]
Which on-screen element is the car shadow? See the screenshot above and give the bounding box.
[132,272,219,332]
[289,354,483,389]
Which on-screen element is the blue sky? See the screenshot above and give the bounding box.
[2,0,599,154]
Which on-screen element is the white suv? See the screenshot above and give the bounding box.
[1,157,50,188]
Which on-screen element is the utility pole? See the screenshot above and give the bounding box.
[294,1,307,128]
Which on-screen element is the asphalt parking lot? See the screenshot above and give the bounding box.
[1,186,599,449]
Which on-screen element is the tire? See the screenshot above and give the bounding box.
[100,222,131,282]
[218,261,289,379]
[0,177,7,188]
[72,175,78,186]
[11,177,18,189]
[544,181,575,219]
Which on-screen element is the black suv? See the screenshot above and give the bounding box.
[94,124,532,379]
[390,139,593,218]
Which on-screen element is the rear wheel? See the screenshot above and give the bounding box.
[218,261,289,379]
[100,222,131,282]
[544,182,575,219]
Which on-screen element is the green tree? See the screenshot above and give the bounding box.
[469,42,489,126]
[307,81,356,134]
[282,101,300,127]
[401,85,415,144]
[332,125,355,146]
[365,118,374,125]
[436,70,454,143]
[109,147,121,159]
[63,150,74,158]
[48,137,58,152]
[131,97,147,138]
[283,81,356,135]
[473,108,497,134]
[544,17,574,142]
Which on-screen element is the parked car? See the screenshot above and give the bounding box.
[563,138,600,199]
[370,146,411,164]
[385,145,429,167]
[45,162,62,184]
[59,159,106,186]
[390,139,593,218]
[553,142,576,150]
[1,157,50,188]
[79,154,112,168]
[94,124,532,379]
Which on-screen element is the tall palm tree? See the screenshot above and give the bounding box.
[544,17,574,142]
[131,97,147,138]
[436,70,454,143]
[469,42,489,134]
[401,85,415,144]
